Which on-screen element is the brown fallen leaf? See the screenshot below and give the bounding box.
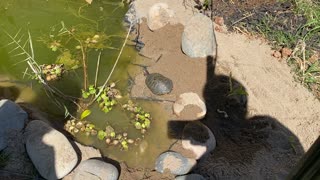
[308,53,319,64]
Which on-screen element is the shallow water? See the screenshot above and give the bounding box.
[0,0,174,168]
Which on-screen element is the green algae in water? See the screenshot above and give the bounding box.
[0,0,175,168]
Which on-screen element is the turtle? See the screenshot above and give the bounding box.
[144,69,173,95]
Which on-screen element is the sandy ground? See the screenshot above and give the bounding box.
[128,19,320,179]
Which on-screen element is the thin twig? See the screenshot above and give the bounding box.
[232,13,254,26]
[79,42,88,90]
[88,23,133,106]
[95,51,102,87]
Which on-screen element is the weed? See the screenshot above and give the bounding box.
[233,0,320,99]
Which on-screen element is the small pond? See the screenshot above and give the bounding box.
[0,0,174,168]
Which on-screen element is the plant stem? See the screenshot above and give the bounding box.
[95,51,102,87]
[80,42,88,90]
[88,23,133,106]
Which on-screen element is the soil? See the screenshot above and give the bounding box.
[1,1,319,179]
[123,1,320,177]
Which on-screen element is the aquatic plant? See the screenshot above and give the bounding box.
[3,2,151,152]
[122,100,152,134]
[39,21,120,90]
[2,29,80,109]
[81,83,121,113]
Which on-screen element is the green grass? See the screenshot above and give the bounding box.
[253,0,320,99]
[290,0,320,96]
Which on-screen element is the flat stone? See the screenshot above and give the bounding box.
[25,120,78,179]
[147,3,175,31]
[181,122,216,159]
[73,159,119,180]
[0,99,27,150]
[173,92,206,119]
[155,151,196,175]
[175,174,206,180]
[181,13,216,58]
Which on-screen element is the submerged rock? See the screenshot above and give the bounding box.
[181,13,216,58]
[155,151,196,175]
[73,159,119,180]
[181,122,216,160]
[0,99,27,150]
[175,174,206,180]
[147,3,175,31]
[25,120,78,179]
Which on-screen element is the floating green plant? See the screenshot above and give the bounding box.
[80,109,91,120]
[55,50,80,70]
[122,100,152,134]
[81,83,122,113]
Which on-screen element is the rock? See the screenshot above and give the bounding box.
[214,16,224,26]
[182,13,215,58]
[0,99,27,150]
[272,50,281,59]
[130,0,198,26]
[73,159,119,180]
[147,3,175,31]
[175,174,206,180]
[173,92,206,119]
[155,151,196,175]
[181,122,216,159]
[25,120,78,179]
[281,47,292,58]
[124,3,139,27]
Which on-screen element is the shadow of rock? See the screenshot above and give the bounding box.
[167,56,305,179]
[0,86,20,101]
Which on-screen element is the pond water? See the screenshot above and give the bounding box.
[0,0,174,168]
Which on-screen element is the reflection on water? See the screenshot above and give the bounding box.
[0,0,173,167]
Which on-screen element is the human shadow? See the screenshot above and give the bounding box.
[167,56,305,179]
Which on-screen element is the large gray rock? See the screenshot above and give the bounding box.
[181,122,216,160]
[155,151,196,175]
[147,3,175,31]
[175,174,206,180]
[25,120,78,180]
[0,99,27,150]
[73,159,119,180]
[181,13,216,58]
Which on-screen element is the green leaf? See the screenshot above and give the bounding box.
[97,130,106,140]
[80,109,91,120]
[144,113,150,118]
[134,122,142,129]
[110,132,116,137]
[82,90,89,99]
[144,119,151,128]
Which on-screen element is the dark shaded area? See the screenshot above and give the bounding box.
[0,86,20,101]
[167,56,305,178]
[289,136,320,179]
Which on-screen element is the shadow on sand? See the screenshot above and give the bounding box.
[167,56,305,179]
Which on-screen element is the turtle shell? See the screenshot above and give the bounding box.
[145,73,173,95]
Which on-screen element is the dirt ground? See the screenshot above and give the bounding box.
[122,13,320,179]
[1,1,319,179]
